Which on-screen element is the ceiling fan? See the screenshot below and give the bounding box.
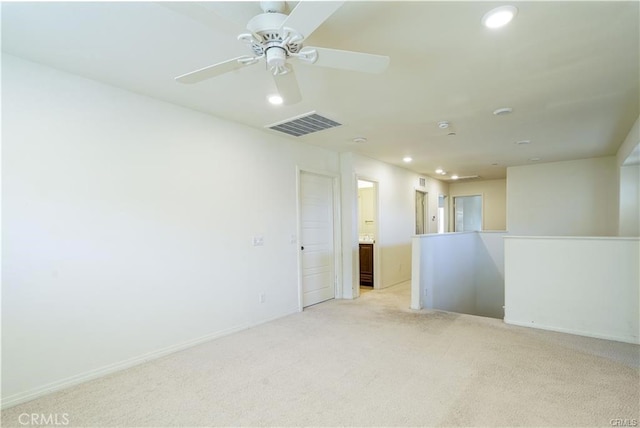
[175,1,390,104]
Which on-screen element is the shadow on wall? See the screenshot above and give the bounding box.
[474,234,505,319]
[412,232,506,319]
[377,243,412,288]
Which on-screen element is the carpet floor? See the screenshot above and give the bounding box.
[2,281,639,427]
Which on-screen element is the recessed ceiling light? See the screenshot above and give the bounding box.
[529,157,541,162]
[268,94,283,105]
[435,168,444,174]
[482,5,518,29]
[493,107,513,116]
[515,140,531,145]
[438,121,450,129]
[451,175,459,180]
[403,156,413,163]
[352,137,367,144]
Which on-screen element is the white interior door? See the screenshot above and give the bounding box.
[300,171,335,307]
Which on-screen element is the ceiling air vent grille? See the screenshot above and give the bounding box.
[267,112,341,137]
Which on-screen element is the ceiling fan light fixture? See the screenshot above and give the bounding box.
[266,47,287,72]
[482,5,518,29]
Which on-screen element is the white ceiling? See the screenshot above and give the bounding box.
[2,1,638,181]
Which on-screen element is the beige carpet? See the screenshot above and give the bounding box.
[2,281,639,427]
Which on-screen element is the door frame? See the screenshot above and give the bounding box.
[355,176,381,296]
[296,167,342,311]
[414,189,428,235]
[451,193,484,232]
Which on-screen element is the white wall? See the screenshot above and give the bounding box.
[619,165,640,236]
[1,54,341,407]
[413,232,476,314]
[341,153,448,297]
[424,177,450,235]
[617,116,639,237]
[504,236,640,344]
[475,232,506,318]
[358,186,376,237]
[411,232,506,319]
[449,179,506,231]
[506,157,618,236]
[616,116,639,166]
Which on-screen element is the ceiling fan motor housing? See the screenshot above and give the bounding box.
[246,13,302,57]
[260,1,286,14]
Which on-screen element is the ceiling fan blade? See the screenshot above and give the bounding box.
[280,1,344,39]
[175,56,255,84]
[303,47,390,74]
[273,69,302,105]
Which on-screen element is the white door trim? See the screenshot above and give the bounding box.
[451,193,484,232]
[414,188,428,235]
[296,167,342,311]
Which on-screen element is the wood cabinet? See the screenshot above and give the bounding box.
[359,243,374,287]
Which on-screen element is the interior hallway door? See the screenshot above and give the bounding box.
[300,171,335,307]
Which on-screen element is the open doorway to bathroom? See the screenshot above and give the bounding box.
[357,179,378,295]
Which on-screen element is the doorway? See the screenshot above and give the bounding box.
[437,194,447,233]
[415,190,428,234]
[357,179,378,293]
[299,171,337,308]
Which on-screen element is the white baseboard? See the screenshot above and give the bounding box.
[1,308,299,410]
[503,318,639,345]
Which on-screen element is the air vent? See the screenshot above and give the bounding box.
[453,175,481,181]
[267,112,341,137]
[419,177,426,187]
